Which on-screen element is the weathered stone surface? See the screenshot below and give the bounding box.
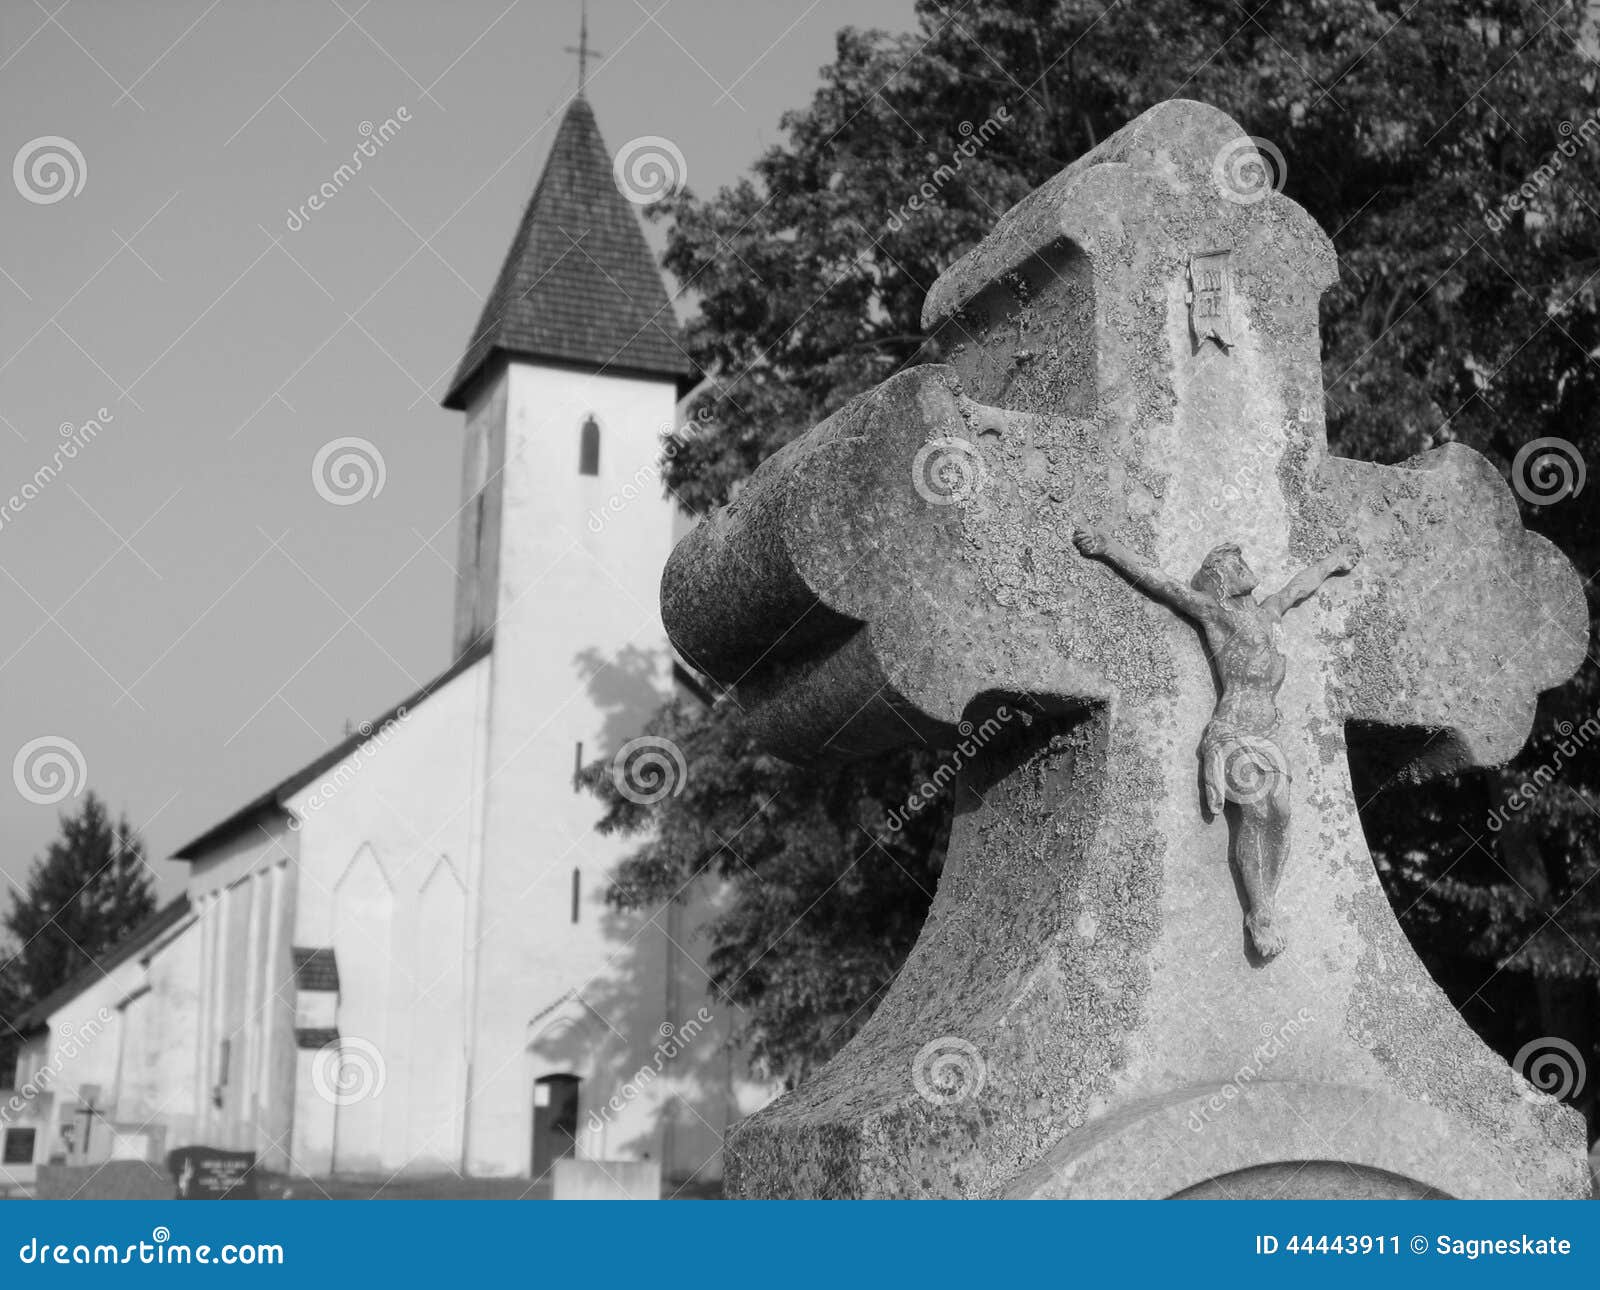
[662,100,1589,1199]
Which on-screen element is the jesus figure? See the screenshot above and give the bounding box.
[1072,528,1359,959]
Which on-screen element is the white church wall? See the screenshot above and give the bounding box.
[185,818,297,1170]
[290,1048,336,1175]
[9,950,141,1165]
[556,892,742,1184]
[407,855,469,1168]
[452,372,507,656]
[536,877,782,1188]
[526,904,679,1175]
[284,652,489,1175]
[25,908,275,1178]
[329,843,392,1175]
[464,357,684,1178]
[10,1038,53,1134]
[258,861,298,1170]
[114,917,202,1152]
[658,879,782,1184]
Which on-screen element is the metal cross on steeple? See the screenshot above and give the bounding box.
[564,2,605,94]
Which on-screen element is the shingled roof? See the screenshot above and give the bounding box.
[171,634,492,861]
[441,94,692,409]
[291,947,340,993]
[12,895,192,1033]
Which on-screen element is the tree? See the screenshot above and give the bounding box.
[583,697,950,1083]
[3,792,157,1010]
[0,953,24,1087]
[587,0,1600,1119]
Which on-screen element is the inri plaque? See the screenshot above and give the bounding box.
[1189,248,1233,349]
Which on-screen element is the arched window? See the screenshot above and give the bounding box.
[578,416,600,476]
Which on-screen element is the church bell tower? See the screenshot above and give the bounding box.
[438,78,693,1174]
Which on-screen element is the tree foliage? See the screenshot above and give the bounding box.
[586,0,1600,1111]
[0,954,24,1087]
[3,792,157,1012]
[580,699,949,1084]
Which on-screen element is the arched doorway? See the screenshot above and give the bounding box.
[531,1074,580,1179]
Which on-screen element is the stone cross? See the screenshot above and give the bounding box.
[663,102,1590,1199]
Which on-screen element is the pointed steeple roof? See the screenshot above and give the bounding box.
[441,95,692,409]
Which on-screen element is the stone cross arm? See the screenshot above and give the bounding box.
[1317,444,1585,778]
[662,364,1119,761]
[662,366,1584,783]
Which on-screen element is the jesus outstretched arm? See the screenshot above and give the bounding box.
[1072,527,1217,622]
[1261,544,1360,617]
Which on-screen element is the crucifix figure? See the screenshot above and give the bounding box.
[663,101,1589,1199]
[1071,529,1359,958]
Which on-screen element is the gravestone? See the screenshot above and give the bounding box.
[166,1145,258,1199]
[551,1158,661,1201]
[662,100,1590,1199]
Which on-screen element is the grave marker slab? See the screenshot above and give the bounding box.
[166,1146,258,1199]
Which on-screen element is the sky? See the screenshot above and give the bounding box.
[0,0,920,905]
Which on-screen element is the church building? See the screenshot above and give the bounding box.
[0,89,769,1194]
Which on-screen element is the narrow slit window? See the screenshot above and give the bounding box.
[578,416,600,476]
[472,490,489,570]
[571,867,581,923]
